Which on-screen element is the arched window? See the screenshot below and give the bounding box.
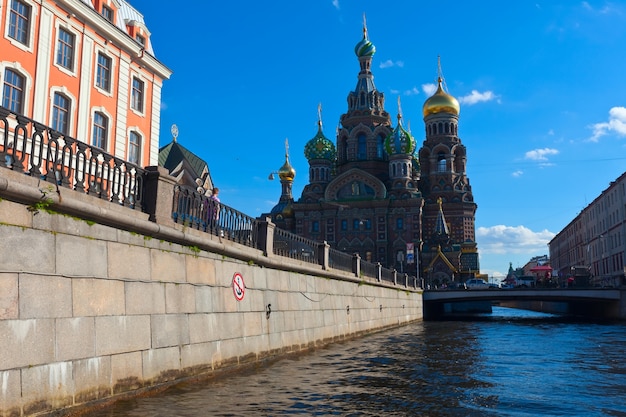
[92,111,108,149]
[52,92,70,135]
[2,68,24,113]
[357,133,367,160]
[377,135,385,158]
[128,131,142,165]
[437,153,447,172]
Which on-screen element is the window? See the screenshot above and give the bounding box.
[92,112,108,149]
[52,92,70,135]
[8,0,31,45]
[2,69,25,113]
[128,131,142,165]
[101,5,113,22]
[341,219,347,231]
[131,77,144,112]
[135,34,145,46]
[312,221,319,232]
[396,218,403,230]
[357,133,367,160]
[56,28,75,70]
[96,53,111,92]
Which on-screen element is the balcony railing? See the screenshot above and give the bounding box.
[0,106,143,209]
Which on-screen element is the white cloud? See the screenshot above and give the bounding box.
[422,83,436,96]
[379,60,404,69]
[524,148,559,161]
[403,87,420,96]
[458,90,496,105]
[511,170,523,177]
[332,0,340,10]
[476,225,555,255]
[589,106,626,142]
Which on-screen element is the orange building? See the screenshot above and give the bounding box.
[0,0,171,167]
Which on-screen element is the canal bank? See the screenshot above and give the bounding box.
[0,169,423,416]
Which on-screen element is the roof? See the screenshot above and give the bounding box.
[530,265,553,272]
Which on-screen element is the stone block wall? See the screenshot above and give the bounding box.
[0,175,423,416]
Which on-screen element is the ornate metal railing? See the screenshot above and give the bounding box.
[328,248,354,274]
[273,227,319,265]
[0,106,143,209]
[172,185,258,248]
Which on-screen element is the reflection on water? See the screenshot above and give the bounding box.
[90,307,626,416]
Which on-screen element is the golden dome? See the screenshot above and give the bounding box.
[422,77,460,118]
[278,157,296,181]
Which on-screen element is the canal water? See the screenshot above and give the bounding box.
[90,307,626,416]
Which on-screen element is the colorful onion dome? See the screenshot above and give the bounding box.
[385,101,416,155]
[354,24,375,57]
[304,121,336,161]
[423,77,460,118]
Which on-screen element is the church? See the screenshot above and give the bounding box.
[264,22,479,286]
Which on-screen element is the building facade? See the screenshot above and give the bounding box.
[550,171,626,287]
[1,0,171,166]
[265,23,479,285]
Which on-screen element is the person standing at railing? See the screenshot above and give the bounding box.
[209,188,221,235]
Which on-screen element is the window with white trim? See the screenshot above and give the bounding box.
[56,27,75,71]
[96,53,111,92]
[52,92,71,135]
[131,77,144,112]
[101,5,113,22]
[2,68,25,113]
[128,131,142,165]
[92,112,108,149]
[8,0,31,46]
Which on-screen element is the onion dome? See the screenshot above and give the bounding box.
[385,99,416,155]
[354,22,375,57]
[422,77,460,118]
[304,111,336,161]
[278,157,296,181]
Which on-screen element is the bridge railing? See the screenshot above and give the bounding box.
[272,227,319,265]
[0,106,143,210]
[328,248,354,274]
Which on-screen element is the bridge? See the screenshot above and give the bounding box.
[423,288,626,320]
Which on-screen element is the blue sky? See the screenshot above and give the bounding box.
[131,0,626,279]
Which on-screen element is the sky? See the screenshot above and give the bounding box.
[130,0,626,280]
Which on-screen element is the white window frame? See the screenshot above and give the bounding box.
[53,22,81,77]
[4,0,37,52]
[130,75,145,115]
[49,86,76,137]
[126,127,144,166]
[93,47,115,97]
[0,61,32,115]
[91,107,112,151]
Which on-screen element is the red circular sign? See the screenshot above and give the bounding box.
[232,272,245,301]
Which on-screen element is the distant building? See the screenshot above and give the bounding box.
[1,0,171,166]
[263,22,479,285]
[550,171,626,287]
[158,126,214,194]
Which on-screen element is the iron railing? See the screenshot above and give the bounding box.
[172,185,258,248]
[0,106,143,209]
[328,248,354,274]
[273,227,319,265]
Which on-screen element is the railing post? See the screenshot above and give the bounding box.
[352,253,361,278]
[393,269,398,285]
[376,262,382,282]
[319,241,330,270]
[404,273,408,287]
[142,166,177,226]
[257,216,275,257]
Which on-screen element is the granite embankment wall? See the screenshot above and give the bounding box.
[0,168,423,416]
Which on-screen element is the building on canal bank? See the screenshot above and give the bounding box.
[264,21,480,287]
[549,171,626,288]
[1,0,171,166]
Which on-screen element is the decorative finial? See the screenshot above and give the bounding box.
[362,13,368,38]
[437,197,443,207]
[284,138,289,159]
[397,96,403,122]
[317,103,323,129]
[170,124,179,142]
[437,55,449,92]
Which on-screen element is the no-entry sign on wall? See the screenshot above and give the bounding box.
[232,272,245,301]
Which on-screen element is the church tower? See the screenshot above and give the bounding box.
[419,61,479,282]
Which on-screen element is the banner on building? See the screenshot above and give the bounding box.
[406,243,414,264]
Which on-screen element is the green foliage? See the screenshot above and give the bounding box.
[27,187,55,215]
[188,245,201,255]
